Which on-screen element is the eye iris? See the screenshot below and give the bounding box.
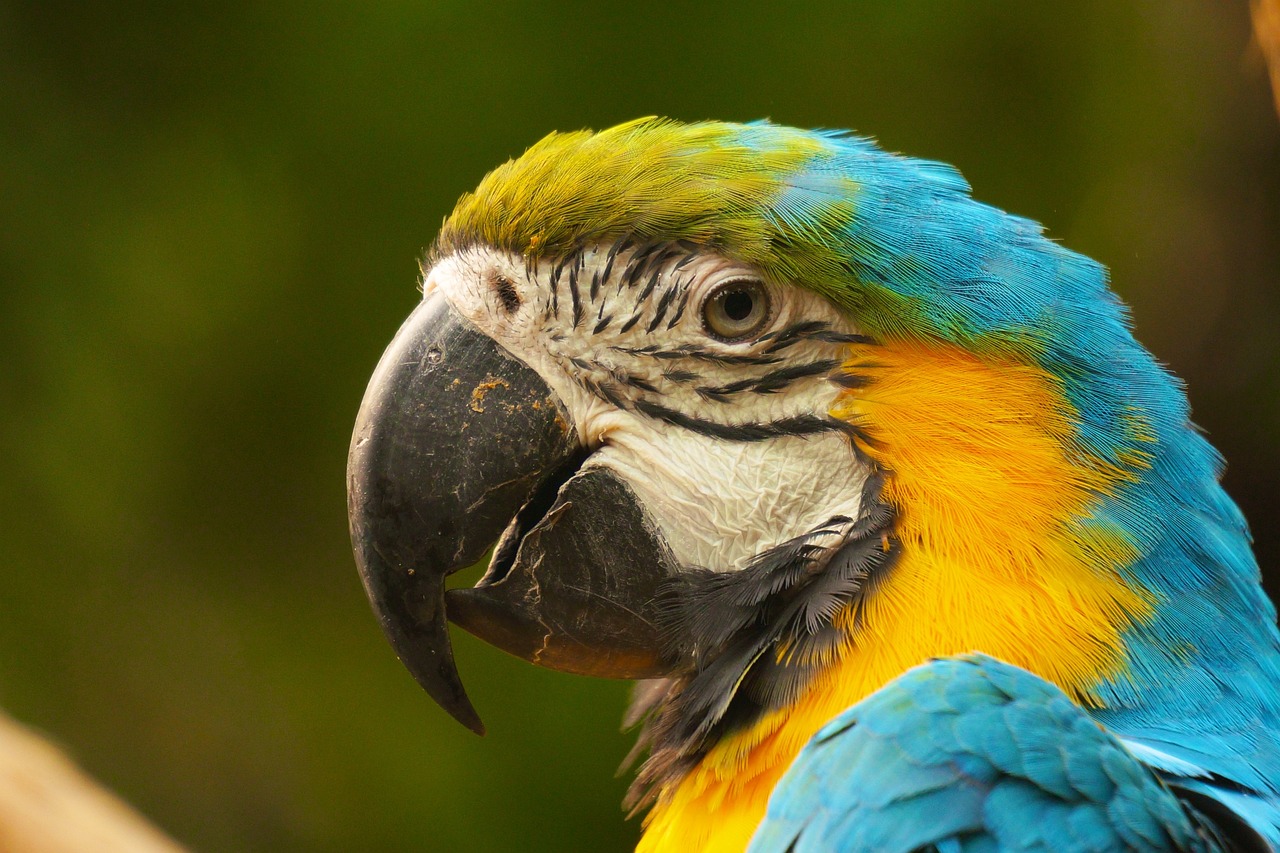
[703,279,769,340]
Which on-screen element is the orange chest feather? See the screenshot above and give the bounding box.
[637,341,1154,853]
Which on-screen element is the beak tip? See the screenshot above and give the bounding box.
[396,647,487,735]
[430,676,488,732]
[423,682,484,735]
[352,540,486,736]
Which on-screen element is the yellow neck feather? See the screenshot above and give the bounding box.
[636,341,1153,853]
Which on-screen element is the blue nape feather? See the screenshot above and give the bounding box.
[731,123,1280,847]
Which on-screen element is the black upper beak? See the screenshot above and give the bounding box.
[348,292,677,733]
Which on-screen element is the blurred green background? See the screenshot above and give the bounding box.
[1,2,1277,851]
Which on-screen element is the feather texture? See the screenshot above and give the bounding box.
[750,656,1235,853]
[437,119,1280,850]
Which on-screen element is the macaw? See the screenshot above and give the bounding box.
[347,118,1280,851]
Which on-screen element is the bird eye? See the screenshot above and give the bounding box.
[702,279,770,341]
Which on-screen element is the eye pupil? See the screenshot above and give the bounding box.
[722,289,754,321]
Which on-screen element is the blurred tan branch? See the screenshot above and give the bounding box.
[0,714,187,853]
[1256,0,1280,116]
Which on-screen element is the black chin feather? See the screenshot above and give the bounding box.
[624,469,899,811]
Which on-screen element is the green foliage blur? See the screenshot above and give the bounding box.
[1,2,1277,850]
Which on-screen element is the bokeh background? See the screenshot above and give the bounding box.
[2,2,1278,851]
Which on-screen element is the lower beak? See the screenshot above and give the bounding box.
[348,293,676,733]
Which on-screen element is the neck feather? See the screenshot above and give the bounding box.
[639,336,1186,851]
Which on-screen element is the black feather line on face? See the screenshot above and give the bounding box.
[647,285,680,333]
[638,269,662,304]
[624,474,898,810]
[548,261,563,319]
[760,321,873,354]
[581,375,627,410]
[829,370,871,389]
[622,244,660,288]
[632,400,859,443]
[602,238,628,289]
[666,284,691,330]
[568,262,583,328]
[615,371,660,394]
[593,311,612,335]
[611,344,781,367]
[695,359,843,400]
[673,249,698,272]
[758,319,828,345]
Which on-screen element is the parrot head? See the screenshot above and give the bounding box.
[347,118,1262,846]
[348,118,883,731]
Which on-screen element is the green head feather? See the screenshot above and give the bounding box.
[436,117,858,308]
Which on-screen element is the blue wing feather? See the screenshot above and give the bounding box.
[749,656,1268,852]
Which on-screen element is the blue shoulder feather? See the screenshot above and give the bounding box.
[750,656,1274,852]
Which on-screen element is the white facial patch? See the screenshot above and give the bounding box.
[590,425,866,570]
[425,243,870,571]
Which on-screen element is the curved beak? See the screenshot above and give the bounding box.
[348,293,676,733]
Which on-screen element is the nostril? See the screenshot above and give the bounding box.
[493,274,522,313]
